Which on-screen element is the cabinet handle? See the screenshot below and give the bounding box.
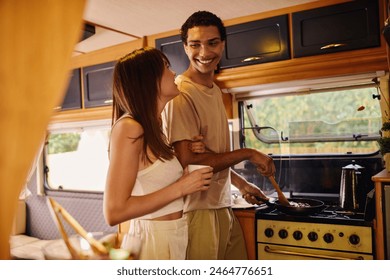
[264,246,363,260]
[320,43,347,50]
[104,99,113,104]
[53,106,62,110]
[241,56,263,63]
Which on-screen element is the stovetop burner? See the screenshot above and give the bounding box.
[255,204,371,226]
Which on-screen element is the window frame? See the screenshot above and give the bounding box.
[234,73,384,157]
[44,119,111,193]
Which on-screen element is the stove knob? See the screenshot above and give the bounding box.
[264,228,274,238]
[349,234,360,245]
[278,229,288,239]
[308,231,318,242]
[323,233,334,243]
[293,230,303,240]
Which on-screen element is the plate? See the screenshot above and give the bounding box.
[231,203,256,209]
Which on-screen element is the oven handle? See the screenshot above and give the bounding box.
[264,246,364,260]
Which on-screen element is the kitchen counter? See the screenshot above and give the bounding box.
[233,208,256,260]
[371,169,390,259]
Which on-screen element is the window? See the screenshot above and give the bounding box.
[231,74,385,197]
[45,120,111,192]
[239,84,382,156]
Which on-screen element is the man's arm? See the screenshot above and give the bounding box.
[173,140,275,177]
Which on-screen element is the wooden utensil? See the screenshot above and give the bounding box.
[48,198,108,257]
[268,176,291,206]
[47,198,80,259]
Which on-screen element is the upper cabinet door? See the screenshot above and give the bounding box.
[292,0,380,58]
[156,35,189,75]
[60,68,82,110]
[219,14,290,69]
[83,61,115,108]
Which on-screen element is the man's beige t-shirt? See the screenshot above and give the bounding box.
[165,75,232,212]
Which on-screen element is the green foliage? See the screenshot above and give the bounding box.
[243,87,381,155]
[378,137,390,155]
[381,122,390,131]
[48,133,81,154]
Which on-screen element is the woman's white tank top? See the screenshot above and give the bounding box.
[132,157,184,219]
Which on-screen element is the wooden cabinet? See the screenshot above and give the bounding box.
[155,35,189,75]
[220,15,290,69]
[371,169,390,259]
[83,61,115,108]
[233,208,256,260]
[292,0,380,58]
[59,68,82,111]
[53,0,387,123]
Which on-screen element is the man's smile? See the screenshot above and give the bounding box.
[196,58,213,65]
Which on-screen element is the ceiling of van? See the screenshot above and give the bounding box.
[74,0,317,55]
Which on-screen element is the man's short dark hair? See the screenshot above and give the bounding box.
[180,11,226,44]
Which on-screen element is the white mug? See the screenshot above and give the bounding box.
[188,164,210,173]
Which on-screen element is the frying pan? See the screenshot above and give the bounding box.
[256,196,325,215]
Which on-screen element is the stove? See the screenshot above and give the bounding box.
[255,204,374,260]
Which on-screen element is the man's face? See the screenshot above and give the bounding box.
[184,25,225,75]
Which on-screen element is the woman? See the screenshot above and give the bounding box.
[103,47,213,260]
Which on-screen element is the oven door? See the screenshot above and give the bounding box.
[257,244,373,260]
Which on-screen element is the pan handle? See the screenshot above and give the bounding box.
[254,196,275,207]
[264,246,364,260]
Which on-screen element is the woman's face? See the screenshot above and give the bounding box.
[159,62,180,102]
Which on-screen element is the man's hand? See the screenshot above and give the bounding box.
[249,150,276,177]
[240,182,268,205]
[188,135,206,154]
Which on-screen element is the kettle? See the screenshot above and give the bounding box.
[339,161,365,212]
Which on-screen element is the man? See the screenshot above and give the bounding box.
[165,11,275,260]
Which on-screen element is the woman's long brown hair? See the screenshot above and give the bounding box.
[111,47,174,163]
